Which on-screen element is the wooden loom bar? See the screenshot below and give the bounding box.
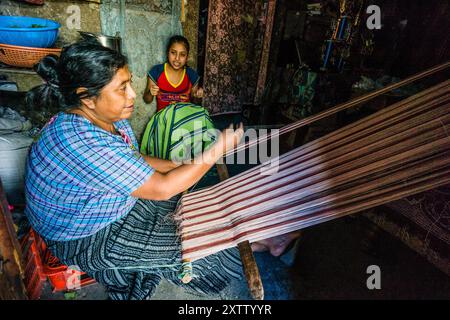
[216,163,264,300]
[0,180,27,299]
[227,62,450,156]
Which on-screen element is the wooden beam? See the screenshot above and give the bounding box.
[216,163,264,300]
[254,0,277,105]
[0,179,28,300]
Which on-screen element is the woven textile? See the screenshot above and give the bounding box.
[176,81,450,261]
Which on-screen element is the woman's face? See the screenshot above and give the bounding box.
[93,65,136,122]
[167,42,188,70]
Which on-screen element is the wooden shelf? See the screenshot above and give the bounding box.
[0,66,37,75]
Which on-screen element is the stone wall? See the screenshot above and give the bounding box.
[0,0,101,47]
[100,0,200,140]
[0,0,102,92]
[0,0,200,141]
[100,0,179,140]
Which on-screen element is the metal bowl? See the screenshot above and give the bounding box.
[78,31,122,53]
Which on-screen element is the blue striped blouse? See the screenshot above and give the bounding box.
[25,112,154,241]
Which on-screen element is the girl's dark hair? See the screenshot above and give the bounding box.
[26,39,127,111]
[166,35,190,55]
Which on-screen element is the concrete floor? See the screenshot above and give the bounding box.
[39,213,450,300]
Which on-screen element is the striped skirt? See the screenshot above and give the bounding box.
[44,197,242,300]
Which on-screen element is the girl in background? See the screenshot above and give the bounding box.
[143,35,204,111]
[141,35,212,162]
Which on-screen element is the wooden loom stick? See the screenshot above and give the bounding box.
[216,163,264,300]
[226,62,450,156]
[0,179,28,299]
[233,83,449,158]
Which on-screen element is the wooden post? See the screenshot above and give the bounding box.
[0,179,28,300]
[216,163,264,300]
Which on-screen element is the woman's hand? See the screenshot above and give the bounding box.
[150,82,160,96]
[143,79,158,104]
[133,123,244,201]
[217,123,244,154]
[142,155,181,173]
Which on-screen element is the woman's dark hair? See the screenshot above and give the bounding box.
[26,39,127,111]
[166,35,190,55]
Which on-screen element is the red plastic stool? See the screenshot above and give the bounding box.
[20,228,96,298]
[20,229,46,300]
[41,247,96,292]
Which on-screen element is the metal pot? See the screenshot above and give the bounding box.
[78,31,122,53]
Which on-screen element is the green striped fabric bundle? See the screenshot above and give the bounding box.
[140,102,217,161]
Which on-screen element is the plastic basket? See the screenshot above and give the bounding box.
[20,229,47,300]
[0,16,60,48]
[0,43,61,68]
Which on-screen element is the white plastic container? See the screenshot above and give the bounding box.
[0,132,33,204]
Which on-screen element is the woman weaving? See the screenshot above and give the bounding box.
[24,40,298,300]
